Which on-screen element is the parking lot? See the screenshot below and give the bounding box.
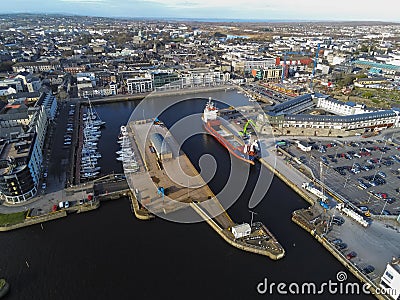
[325,207,400,282]
[285,137,400,216]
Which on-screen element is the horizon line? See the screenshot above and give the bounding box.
[0,12,399,24]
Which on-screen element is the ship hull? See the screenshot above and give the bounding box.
[203,119,255,165]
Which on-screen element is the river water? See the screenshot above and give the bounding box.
[0,91,372,299]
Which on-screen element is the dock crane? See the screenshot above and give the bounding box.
[239,119,257,138]
[309,43,321,91]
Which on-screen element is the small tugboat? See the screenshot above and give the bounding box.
[0,278,10,298]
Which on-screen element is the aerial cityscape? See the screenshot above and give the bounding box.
[0,2,400,299]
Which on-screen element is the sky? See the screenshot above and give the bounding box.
[1,0,399,22]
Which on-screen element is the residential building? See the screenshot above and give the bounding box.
[126,74,153,94]
[0,104,48,204]
[317,97,371,116]
[12,62,61,73]
[37,93,58,120]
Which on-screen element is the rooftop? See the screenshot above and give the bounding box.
[353,60,400,71]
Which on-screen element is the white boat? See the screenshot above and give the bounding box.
[92,120,106,126]
[82,153,101,159]
[116,150,133,155]
[81,171,99,178]
[81,166,101,173]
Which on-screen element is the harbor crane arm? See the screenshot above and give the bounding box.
[239,119,257,136]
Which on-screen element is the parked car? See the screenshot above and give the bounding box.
[64,201,70,209]
[362,265,375,274]
[358,206,371,217]
[384,198,396,204]
[335,243,347,251]
[331,238,342,245]
[346,251,357,259]
[332,216,345,226]
[377,171,386,178]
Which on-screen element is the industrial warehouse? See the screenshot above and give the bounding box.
[258,93,400,137]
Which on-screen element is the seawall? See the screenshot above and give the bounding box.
[190,202,284,260]
[78,85,233,104]
[129,192,154,220]
[259,158,314,205]
[291,216,390,300]
[261,155,391,299]
[0,210,67,232]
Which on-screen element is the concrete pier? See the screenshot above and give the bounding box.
[125,119,285,260]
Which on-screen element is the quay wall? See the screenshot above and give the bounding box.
[190,202,283,260]
[78,85,233,104]
[0,201,102,232]
[76,201,100,213]
[291,216,390,300]
[129,192,154,221]
[259,158,314,205]
[0,210,67,232]
[262,155,391,299]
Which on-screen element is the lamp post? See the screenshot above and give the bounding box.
[343,175,350,188]
[249,210,258,227]
[380,198,389,217]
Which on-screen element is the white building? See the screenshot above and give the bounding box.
[27,105,48,188]
[77,81,94,94]
[0,103,49,204]
[231,223,251,239]
[263,66,283,80]
[38,93,58,121]
[77,72,96,86]
[0,78,24,93]
[80,86,113,98]
[179,68,229,87]
[126,75,153,94]
[317,97,371,116]
[0,87,17,96]
[380,257,400,300]
[244,59,276,72]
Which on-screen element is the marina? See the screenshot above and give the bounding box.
[80,99,105,180]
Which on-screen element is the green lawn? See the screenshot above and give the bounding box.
[0,211,27,226]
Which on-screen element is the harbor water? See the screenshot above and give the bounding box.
[0,92,373,299]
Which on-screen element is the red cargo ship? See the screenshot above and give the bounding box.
[202,98,258,165]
